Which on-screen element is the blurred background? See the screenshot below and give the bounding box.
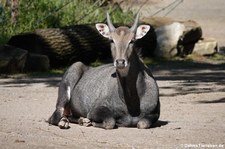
[0,0,225,73]
[0,0,134,44]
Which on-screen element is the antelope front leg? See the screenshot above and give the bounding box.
[49,102,71,129]
[48,62,89,129]
[58,116,70,129]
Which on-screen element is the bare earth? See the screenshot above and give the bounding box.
[0,60,225,149]
[1,0,225,148]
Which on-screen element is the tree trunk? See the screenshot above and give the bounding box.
[11,0,19,25]
[8,25,111,67]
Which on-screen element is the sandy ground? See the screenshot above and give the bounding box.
[0,60,225,149]
[1,0,225,148]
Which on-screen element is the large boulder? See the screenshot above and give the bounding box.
[0,45,28,73]
[141,16,203,58]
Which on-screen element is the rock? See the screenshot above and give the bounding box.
[0,45,49,73]
[25,54,50,72]
[0,45,28,73]
[177,20,202,56]
[154,22,185,58]
[192,38,218,55]
[141,16,203,58]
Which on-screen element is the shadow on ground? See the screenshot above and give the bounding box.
[149,60,225,97]
[196,97,225,104]
[150,60,225,81]
[151,120,169,128]
[1,60,225,97]
[0,73,62,87]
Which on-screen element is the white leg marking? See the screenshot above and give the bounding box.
[67,86,71,100]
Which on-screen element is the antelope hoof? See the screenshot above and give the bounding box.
[78,117,92,127]
[137,119,151,129]
[58,117,70,129]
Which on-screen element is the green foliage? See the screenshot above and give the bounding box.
[207,53,225,61]
[90,59,105,67]
[0,0,134,44]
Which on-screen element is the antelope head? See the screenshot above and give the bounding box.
[96,13,150,76]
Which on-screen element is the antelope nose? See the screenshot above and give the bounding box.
[115,59,127,69]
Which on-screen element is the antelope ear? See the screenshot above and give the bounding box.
[96,23,110,38]
[135,25,150,39]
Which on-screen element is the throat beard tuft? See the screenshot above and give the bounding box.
[116,65,129,77]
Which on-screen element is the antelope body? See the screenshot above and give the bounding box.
[48,13,160,129]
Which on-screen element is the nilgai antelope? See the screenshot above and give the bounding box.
[48,13,160,129]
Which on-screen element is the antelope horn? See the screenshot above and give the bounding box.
[130,13,140,32]
[107,12,116,32]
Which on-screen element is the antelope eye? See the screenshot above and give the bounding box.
[109,39,114,43]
